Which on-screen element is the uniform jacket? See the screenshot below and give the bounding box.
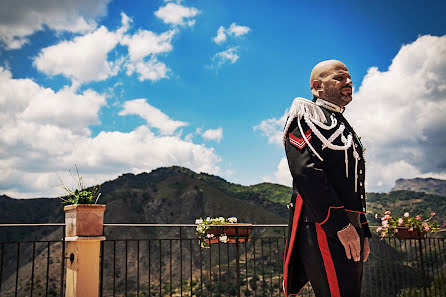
[282,97,371,296]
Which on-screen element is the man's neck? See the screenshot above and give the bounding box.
[315,98,344,113]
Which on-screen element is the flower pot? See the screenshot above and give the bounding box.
[206,223,253,244]
[396,228,426,239]
[64,204,106,237]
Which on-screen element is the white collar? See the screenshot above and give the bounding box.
[315,98,344,113]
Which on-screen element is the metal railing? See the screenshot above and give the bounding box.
[0,224,65,297]
[0,223,445,297]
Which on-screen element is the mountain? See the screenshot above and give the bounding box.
[391,177,446,196]
[1,168,445,296]
[0,166,290,242]
[365,190,446,224]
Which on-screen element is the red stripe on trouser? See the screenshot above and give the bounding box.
[315,223,341,297]
[282,194,303,297]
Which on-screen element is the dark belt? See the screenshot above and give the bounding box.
[347,212,361,227]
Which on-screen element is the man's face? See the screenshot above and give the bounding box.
[318,63,353,107]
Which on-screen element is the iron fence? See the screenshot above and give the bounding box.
[0,224,65,297]
[0,224,445,297]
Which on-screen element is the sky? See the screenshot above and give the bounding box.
[0,0,445,198]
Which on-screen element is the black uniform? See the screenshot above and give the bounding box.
[282,98,371,297]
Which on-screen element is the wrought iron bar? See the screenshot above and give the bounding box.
[170,239,172,297]
[60,225,65,297]
[253,238,257,297]
[189,239,192,297]
[0,242,3,297]
[113,240,116,297]
[148,240,151,297]
[179,227,183,297]
[125,240,128,296]
[159,240,162,297]
[14,243,19,297]
[46,241,50,297]
[137,240,140,297]
[31,242,35,297]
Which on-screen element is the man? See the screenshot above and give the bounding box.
[282,60,371,297]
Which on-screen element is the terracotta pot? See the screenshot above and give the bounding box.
[396,228,426,239]
[206,223,253,244]
[64,204,106,237]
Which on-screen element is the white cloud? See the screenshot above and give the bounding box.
[213,23,250,44]
[202,128,223,143]
[256,35,446,192]
[0,68,221,198]
[209,47,240,69]
[33,20,126,84]
[154,3,199,27]
[122,29,176,61]
[126,57,170,82]
[0,0,109,49]
[34,12,179,84]
[213,26,227,44]
[253,110,287,146]
[228,23,251,37]
[262,157,292,187]
[119,98,187,135]
[345,35,446,191]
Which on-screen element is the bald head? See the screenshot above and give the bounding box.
[310,60,348,90]
[309,59,353,107]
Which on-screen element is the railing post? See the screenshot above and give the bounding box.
[64,205,106,297]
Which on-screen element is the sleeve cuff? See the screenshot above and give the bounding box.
[319,206,350,236]
[360,213,372,238]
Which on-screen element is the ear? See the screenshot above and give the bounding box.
[312,80,321,90]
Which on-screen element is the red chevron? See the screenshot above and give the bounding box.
[288,129,312,149]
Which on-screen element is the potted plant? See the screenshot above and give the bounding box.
[375,211,439,239]
[195,217,252,248]
[57,166,106,237]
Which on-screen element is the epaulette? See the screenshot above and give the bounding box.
[282,97,326,146]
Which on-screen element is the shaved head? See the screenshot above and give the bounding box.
[310,60,348,90]
[309,59,353,107]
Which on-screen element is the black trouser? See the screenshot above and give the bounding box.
[297,222,365,297]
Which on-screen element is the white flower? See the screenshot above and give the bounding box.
[404,212,410,218]
[376,227,382,232]
[206,233,215,239]
[382,220,388,227]
[219,235,228,243]
[195,219,203,224]
[398,218,404,226]
[218,217,225,222]
[228,217,237,223]
[206,217,211,221]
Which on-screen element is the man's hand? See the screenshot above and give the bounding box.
[337,224,361,262]
[363,237,370,262]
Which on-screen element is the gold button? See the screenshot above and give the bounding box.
[360,170,363,174]
[360,182,363,186]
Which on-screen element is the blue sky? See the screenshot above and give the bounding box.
[1,0,445,198]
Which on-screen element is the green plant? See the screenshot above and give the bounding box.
[57,165,101,204]
[375,210,440,237]
[195,216,238,248]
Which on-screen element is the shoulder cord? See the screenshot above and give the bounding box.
[304,114,353,151]
[297,117,324,161]
[297,113,361,192]
[322,123,345,150]
[353,143,360,193]
[311,114,337,130]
